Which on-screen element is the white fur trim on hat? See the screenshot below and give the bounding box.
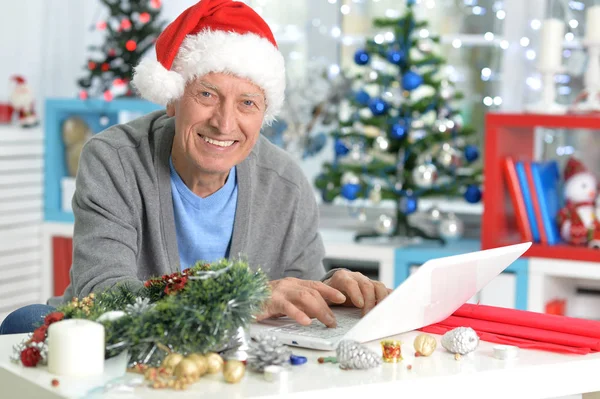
[133,29,286,125]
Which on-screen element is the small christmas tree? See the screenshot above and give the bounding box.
[78,0,166,101]
[315,0,483,241]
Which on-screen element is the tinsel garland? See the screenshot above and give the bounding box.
[13,257,270,368]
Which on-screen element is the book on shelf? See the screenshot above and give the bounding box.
[503,157,562,245]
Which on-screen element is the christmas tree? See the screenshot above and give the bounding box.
[78,0,166,101]
[314,0,483,241]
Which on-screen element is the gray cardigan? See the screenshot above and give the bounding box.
[49,111,329,306]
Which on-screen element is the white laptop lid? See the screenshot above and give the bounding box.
[342,242,532,344]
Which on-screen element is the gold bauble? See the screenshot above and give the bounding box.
[66,140,85,177]
[186,354,208,376]
[174,358,201,382]
[62,117,90,146]
[205,352,224,374]
[161,353,184,372]
[413,334,437,356]
[223,360,245,384]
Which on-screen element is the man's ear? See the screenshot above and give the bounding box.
[166,102,176,117]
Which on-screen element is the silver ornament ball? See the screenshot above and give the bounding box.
[374,136,390,152]
[412,163,438,189]
[341,172,360,185]
[438,214,464,241]
[437,143,463,169]
[375,214,395,236]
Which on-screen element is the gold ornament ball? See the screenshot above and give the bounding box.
[205,352,224,374]
[223,360,246,384]
[161,353,184,372]
[62,117,90,146]
[413,334,437,356]
[186,353,208,376]
[174,358,201,382]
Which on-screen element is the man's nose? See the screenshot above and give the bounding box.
[210,102,236,135]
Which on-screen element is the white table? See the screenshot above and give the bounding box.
[2,331,600,399]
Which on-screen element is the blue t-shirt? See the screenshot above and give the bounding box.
[169,157,238,270]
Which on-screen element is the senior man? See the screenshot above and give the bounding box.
[0,0,390,335]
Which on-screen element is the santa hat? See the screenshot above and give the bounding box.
[564,157,589,182]
[132,0,285,125]
[11,76,26,85]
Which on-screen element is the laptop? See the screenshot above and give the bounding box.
[250,242,532,350]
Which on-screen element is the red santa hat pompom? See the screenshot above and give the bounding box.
[12,75,26,85]
[564,157,590,183]
[132,0,285,125]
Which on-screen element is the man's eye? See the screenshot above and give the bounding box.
[201,91,212,97]
[243,100,255,107]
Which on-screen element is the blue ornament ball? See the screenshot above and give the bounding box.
[368,98,389,115]
[402,71,424,91]
[334,139,350,156]
[387,50,405,65]
[341,183,361,200]
[399,194,418,215]
[464,145,479,163]
[407,0,416,5]
[391,123,407,140]
[464,185,482,204]
[355,90,370,106]
[354,49,370,66]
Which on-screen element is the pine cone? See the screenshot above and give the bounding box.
[441,327,480,355]
[21,347,41,367]
[247,334,291,372]
[336,340,382,370]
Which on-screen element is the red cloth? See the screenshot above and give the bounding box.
[418,303,600,355]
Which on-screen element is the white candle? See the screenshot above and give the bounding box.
[586,6,600,42]
[538,19,565,70]
[48,319,105,377]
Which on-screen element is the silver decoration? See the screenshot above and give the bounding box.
[336,340,382,370]
[408,129,427,143]
[434,119,452,133]
[427,206,443,223]
[411,118,426,130]
[369,184,382,204]
[247,334,291,372]
[436,143,463,169]
[375,214,395,236]
[412,163,438,188]
[374,136,390,152]
[125,297,154,315]
[220,327,251,362]
[341,171,360,185]
[418,40,433,54]
[11,334,49,366]
[441,327,480,355]
[438,213,464,241]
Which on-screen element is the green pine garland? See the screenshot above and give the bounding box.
[55,257,270,366]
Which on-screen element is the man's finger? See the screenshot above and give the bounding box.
[374,282,390,305]
[281,300,312,326]
[308,280,346,304]
[358,278,377,315]
[340,278,364,309]
[293,290,337,328]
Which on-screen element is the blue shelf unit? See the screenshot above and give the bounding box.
[44,98,162,223]
[393,239,529,310]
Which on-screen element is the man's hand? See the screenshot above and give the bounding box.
[256,278,346,328]
[323,270,392,316]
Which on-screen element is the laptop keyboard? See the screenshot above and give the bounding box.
[271,308,362,339]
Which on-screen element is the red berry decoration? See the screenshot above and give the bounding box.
[31,325,48,343]
[51,378,60,387]
[21,347,41,367]
[44,312,65,326]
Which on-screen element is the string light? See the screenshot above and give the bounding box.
[452,39,462,48]
[341,5,351,15]
[525,49,536,60]
[520,37,530,47]
[484,32,494,41]
[496,10,506,20]
[530,19,541,30]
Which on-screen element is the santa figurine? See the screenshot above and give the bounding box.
[9,75,39,128]
[557,157,599,246]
